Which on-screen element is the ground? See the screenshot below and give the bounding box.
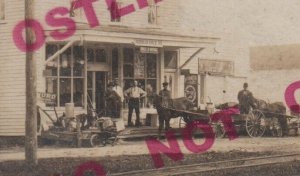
[1,136,300,175]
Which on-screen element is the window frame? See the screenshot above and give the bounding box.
[148,1,159,25]
[87,46,108,64]
[164,50,179,70]
[109,0,123,23]
[45,44,85,107]
[0,0,5,21]
[123,47,159,109]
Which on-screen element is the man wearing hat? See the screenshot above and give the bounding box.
[237,82,255,114]
[159,82,171,108]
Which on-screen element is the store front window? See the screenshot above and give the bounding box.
[45,44,85,107]
[164,50,178,69]
[123,48,158,108]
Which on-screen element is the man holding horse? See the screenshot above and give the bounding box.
[159,82,171,108]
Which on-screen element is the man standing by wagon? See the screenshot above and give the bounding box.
[124,80,147,127]
[112,78,124,118]
[237,82,255,114]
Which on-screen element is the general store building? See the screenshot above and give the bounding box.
[1,0,244,136]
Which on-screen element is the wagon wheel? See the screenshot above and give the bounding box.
[90,134,106,147]
[246,110,266,137]
[213,122,225,138]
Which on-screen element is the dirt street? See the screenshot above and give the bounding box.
[1,136,299,162]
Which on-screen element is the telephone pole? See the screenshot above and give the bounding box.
[25,0,38,167]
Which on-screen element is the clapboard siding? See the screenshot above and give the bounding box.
[35,0,181,33]
[0,0,25,136]
[0,0,214,136]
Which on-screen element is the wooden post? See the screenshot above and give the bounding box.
[25,0,38,167]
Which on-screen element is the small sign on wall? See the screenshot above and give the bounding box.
[199,59,234,76]
[184,75,198,107]
[38,92,56,104]
[140,47,159,54]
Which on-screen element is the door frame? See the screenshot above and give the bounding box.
[87,71,108,112]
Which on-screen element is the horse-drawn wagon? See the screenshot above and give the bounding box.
[213,100,300,138]
[153,93,300,139]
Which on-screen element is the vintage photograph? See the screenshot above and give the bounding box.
[1,0,300,175]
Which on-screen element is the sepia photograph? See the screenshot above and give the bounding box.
[1,0,300,175]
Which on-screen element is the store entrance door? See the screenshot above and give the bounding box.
[87,71,107,114]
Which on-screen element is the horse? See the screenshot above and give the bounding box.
[153,94,194,138]
[252,98,288,135]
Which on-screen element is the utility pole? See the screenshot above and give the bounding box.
[25,0,38,167]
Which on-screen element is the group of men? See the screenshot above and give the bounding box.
[105,77,254,127]
[105,78,171,127]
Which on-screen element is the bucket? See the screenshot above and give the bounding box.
[65,103,74,118]
[206,103,214,115]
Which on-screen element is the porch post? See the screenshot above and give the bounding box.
[160,47,165,90]
[84,43,88,110]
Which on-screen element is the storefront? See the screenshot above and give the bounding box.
[43,25,219,123]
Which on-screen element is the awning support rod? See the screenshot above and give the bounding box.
[44,40,77,65]
[179,48,204,70]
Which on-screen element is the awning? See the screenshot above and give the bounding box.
[45,25,219,48]
[45,25,220,66]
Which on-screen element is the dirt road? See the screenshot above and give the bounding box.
[1,136,299,162]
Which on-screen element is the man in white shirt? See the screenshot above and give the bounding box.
[124,80,147,127]
[112,78,124,118]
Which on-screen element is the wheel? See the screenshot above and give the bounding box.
[213,122,225,138]
[246,110,266,137]
[89,134,105,147]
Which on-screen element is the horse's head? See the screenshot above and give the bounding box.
[252,98,268,110]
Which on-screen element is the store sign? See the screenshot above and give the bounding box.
[38,92,56,104]
[184,75,198,107]
[140,47,159,54]
[198,59,234,76]
[134,39,163,47]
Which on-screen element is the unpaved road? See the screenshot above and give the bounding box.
[1,136,299,162]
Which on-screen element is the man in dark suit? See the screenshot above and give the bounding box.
[237,83,255,114]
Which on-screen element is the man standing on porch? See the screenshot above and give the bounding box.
[124,80,147,127]
[112,78,124,118]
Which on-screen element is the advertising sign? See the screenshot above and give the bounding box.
[199,59,234,76]
[184,74,198,107]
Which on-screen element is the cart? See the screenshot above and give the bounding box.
[162,107,227,138]
[38,106,121,147]
[245,109,300,138]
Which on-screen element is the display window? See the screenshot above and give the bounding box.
[123,48,158,108]
[45,44,85,107]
